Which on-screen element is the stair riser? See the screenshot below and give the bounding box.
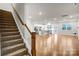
[0,18,3,19]
[1,39,23,48]
[2,18,12,20]
[0,20,15,23]
[0,22,16,24]
[2,18,13,20]
[0,21,15,23]
[0,25,17,29]
[0,24,16,26]
[0,25,16,27]
[1,32,20,37]
[0,14,3,15]
[0,30,18,32]
[2,44,25,55]
[0,27,18,32]
[1,36,21,41]
[13,50,27,56]
[0,10,28,56]
[0,19,14,20]
[0,24,16,27]
[0,26,17,28]
[0,19,15,21]
[0,28,17,30]
[0,23,15,25]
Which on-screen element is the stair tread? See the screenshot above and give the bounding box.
[0,20,16,24]
[0,26,17,28]
[0,22,16,24]
[1,39,23,48]
[2,39,22,44]
[0,10,28,56]
[0,21,15,22]
[6,48,26,56]
[1,31,19,34]
[23,54,30,56]
[0,23,16,25]
[1,25,16,27]
[1,31,19,36]
[2,43,24,51]
[0,18,14,22]
[1,29,18,30]
[2,35,20,38]
[0,26,16,28]
[1,35,21,42]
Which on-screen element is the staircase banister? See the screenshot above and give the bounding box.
[11,4,32,35]
[11,4,36,56]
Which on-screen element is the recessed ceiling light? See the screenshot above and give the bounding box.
[47,23,51,25]
[69,15,73,18]
[61,14,73,18]
[38,11,42,15]
[28,16,32,19]
[53,18,57,20]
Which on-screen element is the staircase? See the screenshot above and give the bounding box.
[0,10,29,56]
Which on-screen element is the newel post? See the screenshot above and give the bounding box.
[31,32,36,56]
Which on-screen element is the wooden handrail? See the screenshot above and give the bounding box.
[31,32,36,56]
[11,4,32,35]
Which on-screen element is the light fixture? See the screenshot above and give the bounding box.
[28,16,32,19]
[47,23,51,25]
[61,14,73,18]
[38,11,42,15]
[53,18,57,20]
[69,15,73,18]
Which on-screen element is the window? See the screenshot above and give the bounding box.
[62,24,67,30]
[62,24,71,30]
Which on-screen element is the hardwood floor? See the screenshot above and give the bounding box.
[36,34,79,56]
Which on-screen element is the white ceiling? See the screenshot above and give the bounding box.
[25,3,79,23]
[0,3,79,24]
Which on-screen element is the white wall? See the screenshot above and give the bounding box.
[24,4,34,55]
[57,21,77,35]
[24,3,79,36]
[33,21,78,36]
[0,3,12,11]
[78,20,79,36]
